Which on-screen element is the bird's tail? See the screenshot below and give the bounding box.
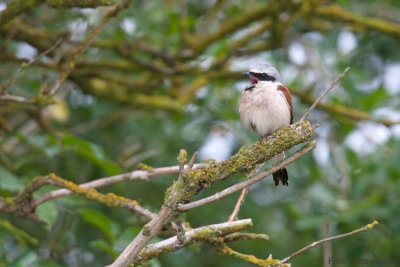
[271,152,289,186]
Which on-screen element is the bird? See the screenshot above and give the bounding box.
[239,64,293,186]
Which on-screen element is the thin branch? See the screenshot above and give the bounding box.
[25,174,155,219]
[300,67,350,121]
[32,163,208,208]
[212,243,286,267]
[227,188,248,222]
[294,88,400,126]
[178,141,316,211]
[0,94,32,103]
[45,0,131,96]
[0,38,62,93]
[280,220,379,264]
[133,219,254,266]
[186,151,198,172]
[222,232,268,242]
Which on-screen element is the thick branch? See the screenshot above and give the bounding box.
[187,2,297,54]
[316,5,400,39]
[178,141,315,211]
[0,0,116,27]
[0,0,41,27]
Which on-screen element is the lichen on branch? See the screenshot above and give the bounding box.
[166,120,313,205]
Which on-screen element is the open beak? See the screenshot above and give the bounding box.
[243,72,259,85]
[243,72,253,78]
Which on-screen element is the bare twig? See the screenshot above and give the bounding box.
[0,38,62,93]
[280,220,379,264]
[0,94,32,103]
[227,188,248,222]
[300,67,350,121]
[178,141,316,211]
[186,151,198,172]
[32,163,208,208]
[45,0,131,96]
[177,149,188,175]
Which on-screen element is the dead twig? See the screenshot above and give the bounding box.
[300,67,350,121]
[280,220,379,264]
[0,38,62,94]
[227,188,248,222]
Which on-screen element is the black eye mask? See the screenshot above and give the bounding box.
[249,72,276,82]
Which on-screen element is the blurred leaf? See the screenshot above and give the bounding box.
[0,219,38,246]
[90,239,118,258]
[61,135,122,175]
[29,259,62,267]
[0,167,24,191]
[36,201,58,226]
[78,208,120,242]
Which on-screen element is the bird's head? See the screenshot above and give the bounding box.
[243,64,281,90]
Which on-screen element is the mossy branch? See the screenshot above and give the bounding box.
[0,0,41,27]
[47,0,116,9]
[213,243,288,267]
[0,173,155,222]
[316,5,400,39]
[112,120,314,267]
[0,0,116,27]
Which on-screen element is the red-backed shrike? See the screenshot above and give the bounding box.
[239,64,293,186]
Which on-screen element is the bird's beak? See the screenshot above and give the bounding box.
[243,72,259,85]
[243,72,254,78]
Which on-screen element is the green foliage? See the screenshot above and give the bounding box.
[1,0,400,266]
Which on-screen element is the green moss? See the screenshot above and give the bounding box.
[137,163,154,172]
[176,149,187,164]
[47,0,114,8]
[142,225,151,236]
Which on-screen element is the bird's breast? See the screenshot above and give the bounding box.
[239,84,291,136]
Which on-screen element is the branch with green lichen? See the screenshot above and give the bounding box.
[292,88,400,126]
[185,1,300,55]
[31,163,208,210]
[0,0,130,110]
[0,0,41,27]
[0,0,116,27]
[46,0,116,9]
[213,243,288,267]
[316,5,400,39]
[178,141,316,211]
[0,173,155,223]
[133,219,268,266]
[112,120,314,267]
